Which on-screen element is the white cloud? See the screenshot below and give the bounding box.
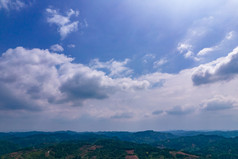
[59,21,78,39]
[46,8,80,39]
[1,46,238,130]
[0,0,25,10]
[176,29,238,64]
[50,44,64,52]
[192,47,238,85]
[189,16,214,36]
[177,43,199,61]
[153,58,167,68]
[226,31,234,40]
[196,31,237,59]
[67,8,79,17]
[201,95,237,111]
[82,19,88,28]
[67,44,75,48]
[0,47,150,110]
[184,51,193,58]
[142,53,156,63]
[176,5,238,63]
[90,58,133,78]
[176,16,219,61]
[177,43,192,54]
[197,47,215,56]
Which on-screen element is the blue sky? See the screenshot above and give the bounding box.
[1,0,238,131]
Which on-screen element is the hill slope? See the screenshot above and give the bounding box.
[1,139,199,159]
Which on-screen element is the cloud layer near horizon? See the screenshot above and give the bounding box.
[0,46,237,126]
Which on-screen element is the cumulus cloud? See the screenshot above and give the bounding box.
[58,63,115,104]
[0,0,26,10]
[0,47,150,111]
[50,44,64,52]
[192,47,238,85]
[201,96,236,111]
[46,8,80,39]
[0,84,40,111]
[0,47,73,110]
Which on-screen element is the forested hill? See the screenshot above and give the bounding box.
[1,130,238,158]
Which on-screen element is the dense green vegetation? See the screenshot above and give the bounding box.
[98,130,176,144]
[158,135,238,159]
[2,130,238,158]
[0,130,176,155]
[0,131,108,156]
[167,130,238,138]
[1,138,195,159]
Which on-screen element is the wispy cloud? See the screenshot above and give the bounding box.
[0,0,26,10]
[142,54,156,64]
[89,58,133,78]
[67,44,75,48]
[50,44,64,52]
[177,43,199,61]
[197,47,215,56]
[46,8,83,39]
[153,58,167,69]
[196,31,237,59]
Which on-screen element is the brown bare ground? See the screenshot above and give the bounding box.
[9,154,21,159]
[79,145,102,158]
[125,155,139,159]
[45,150,50,157]
[65,155,76,159]
[89,145,103,150]
[126,150,134,155]
[170,151,199,159]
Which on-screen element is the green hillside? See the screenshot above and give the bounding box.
[2,131,238,158]
[1,139,197,159]
[158,135,238,159]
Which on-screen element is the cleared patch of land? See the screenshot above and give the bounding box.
[125,149,139,159]
[170,151,199,159]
